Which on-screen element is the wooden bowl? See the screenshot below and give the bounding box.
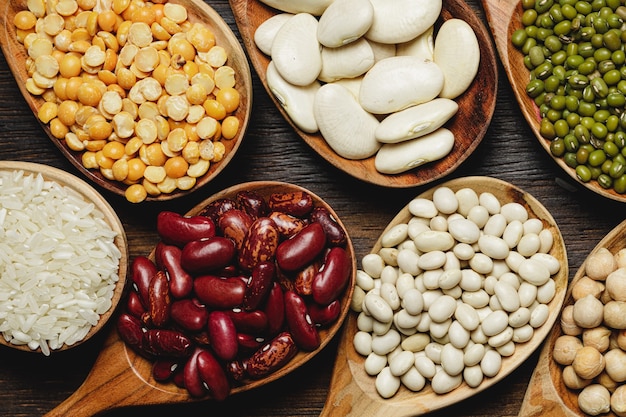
[230,0,498,188]
[319,176,568,417]
[480,0,626,203]
[0,0,252,202]
[43,180,356,417]
[0,161,128,354]
[519,219,626,417]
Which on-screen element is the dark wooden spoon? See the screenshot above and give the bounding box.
[229,0,498,188]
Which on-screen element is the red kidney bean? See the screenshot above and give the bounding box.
[156,242,193,299]
[276,222,326,272]
[226,308,268,334]
[170,299,208,332]
[243,261,275,311]
[310,206,347,246]
[268,211,307,238]
[126,290,146,318]
[245,331,299,379]
[268,191,313,217]
[117,313,146,353]
[237,333,265,352]
[148,270,171,327]
[312,246,351,305]
[284,291,320,351]
[157,211,216,247]
[264,282,285,336]
[152,358,181,382]
[197,349,231,401]
[131,256,157,307]
[236,190,267,218]
[294,261,320,296]
[238,217,279,271]
[145,329,194,357]
[308,300,341,327]
[199,198,238,224]
[207,311,238,361]
[194,275,245,309]
[218,208,253,250]
[184,348,207,397]
[181,236,236,274]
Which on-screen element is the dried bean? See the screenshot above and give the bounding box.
[181,237,237,274]
[131,256,157,307]
[309,206,346,246]
[218,208,253,250]
[268,191,313,217]
[284,290,320,351]
[245,331,298,379]
[238,217,279,270]
[276,222,326,272]
[170,299,208,332]
[148,270,171,327]
[156,242,193,299]
[312,246,351,305]
[236,190,268,218]
[207,311,238,361]
[157,211,216,247]
[243,261,275,311]
[194,275,246,309]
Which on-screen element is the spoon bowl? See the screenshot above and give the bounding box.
[480,0,626,202]
[230,0,498,188]
[319,176,568,417]
[0,0,252,202]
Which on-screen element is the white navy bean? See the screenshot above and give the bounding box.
[397,249,420,276]
[463,342,485,366]
[423,269,442,289]
[380,265,399,284]
[523,218,544,235]
[489,294,503,311]
[432,186,458,214]
[398,240,418,252]
[475,306,495,322]
[469,252,493,275]
[414,351,437,378]
[455,302,480,331]
[481,310,509,336]
[517,233,541,257]
[351,286,366,312]
[408,221,431,240]
[478,234,510,259]
[461,289,490,308]
[401,288,424,316]
[422,289,444,310]
[480,349,502,377]
[375,367,401,398]
[394,309,422,329]
[378,247,398,266]
[448,320,470,348]
[499,271,521,289]
[401,367,426,391]
[361,253,385,278]
[467,205,490,229]
[372,329,401,355]
[518,282,537,308]
[441,343,465,375]
[418,251,447,270]
[438,268,462,290]
[536,279,556,304]
[484,275,497,295]
[463,365,484,387]
[455,188,479,216]
[494,281,520,312]
[356,269,375,291]
[364,292,393,323]
[380,282,401,310]
[444,251,461,270]
[496,340,516,357]
[478,191,501,214]
[500,202,528,223]
[381,223,409,248]
[401,333,430,352]
[502,220,524,248]
[389,350,415,376]
[408,197,439,218]
[414,230,455,252]
[353,331,373,356]
[429,319,452,339]
[470,326,488,344]
[372,319,392,336]
[512,324,534,343]
[448,218,480,244]
[487,326,513,348]
[443,285,462,299]
[483,213,507,237]
[505,250,526,273]
[429,295,457,322]
[425,342,444,363]
[460,269,483,292]
[453,243,475,260]
[430,215,448,232]
[431,369,463,394]
[538,228,554,253]
[395,272,416,298]
[529,303,549,328]
[491,260,510,278]
[518,258,551,286]
[531,252,561,275]
[364,352,388,376]
[357,311,374,332]
[508,307,531,328]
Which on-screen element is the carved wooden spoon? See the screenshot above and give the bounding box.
[319,176,568,417]
[229,0,498,188]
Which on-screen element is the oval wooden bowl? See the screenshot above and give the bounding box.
[0,161,129,354]
[0,0,252,202]
[480,0,626,203]
[43,180,356,417]
[319,176,568,417]
[519,219,626,417]
[229,0,498,188]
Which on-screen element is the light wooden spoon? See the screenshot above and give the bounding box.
[480,0,626,203]
[42,181,356,417]
[519,219,626,417]
[229,0,498,188]
[319,176,568,417]
[0,0,252,202]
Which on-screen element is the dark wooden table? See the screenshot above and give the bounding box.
[0,1,623,416]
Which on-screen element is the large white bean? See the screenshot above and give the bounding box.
[365,0,442,44]
[375,367,401,398]
[389,350,415,376]
[354,331,373,356]
[481,310,509,337]
[372,329,402,355]
[414,352,437,378]
[401,367,426,391]
[254,13,293,56]
[364,292,393,323]
[316,0,374,47]
[480,349,502,377]
[381,223,409,248]
[431,369,463,394]
[365,352,387,375]
[478,235,510,260]
[441,343,465,375]
[429,295,457,322]
[518,258,551,286]
[463,365,484,388]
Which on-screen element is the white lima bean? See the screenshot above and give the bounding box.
[351,185,560,398]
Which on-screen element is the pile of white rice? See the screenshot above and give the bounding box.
[0,170,121,356]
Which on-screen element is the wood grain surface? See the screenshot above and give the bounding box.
[0,1,624,416]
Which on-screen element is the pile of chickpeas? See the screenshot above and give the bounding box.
[13,0,243,202]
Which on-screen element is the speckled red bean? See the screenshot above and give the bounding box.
[236,190,268,218]
[243,261,275,311]
[268,191,313,217]
[309,206,347,246]
[148,270,170,327]
[218,208,254,251]
[238,217,280,270]
[245,331,298,379]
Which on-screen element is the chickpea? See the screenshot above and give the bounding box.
[572,346,605,380]
[578,384,611,416]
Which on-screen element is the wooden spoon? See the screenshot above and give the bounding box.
[518,219,626,417]
[229,0,498,188]
[0,0,252,202]
[42,180,356,417]
[480,0,626,203]
[0,161,129,354]
[319,176,569,417]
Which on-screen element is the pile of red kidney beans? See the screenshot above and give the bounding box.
[116,189,352,400]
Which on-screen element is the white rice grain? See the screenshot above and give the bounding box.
[0,170,120,355]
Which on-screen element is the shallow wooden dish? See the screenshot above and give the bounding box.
[230,0,498,188]
[480,0,626,203]
[0,161,129,354]
[0,0,252,202]
[319,176,568,417]
[519,219,626,417]
[43,180,356,417]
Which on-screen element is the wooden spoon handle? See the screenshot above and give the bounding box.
[479,0,518,69]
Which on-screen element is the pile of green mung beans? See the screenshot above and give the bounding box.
[512,0,626,193]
